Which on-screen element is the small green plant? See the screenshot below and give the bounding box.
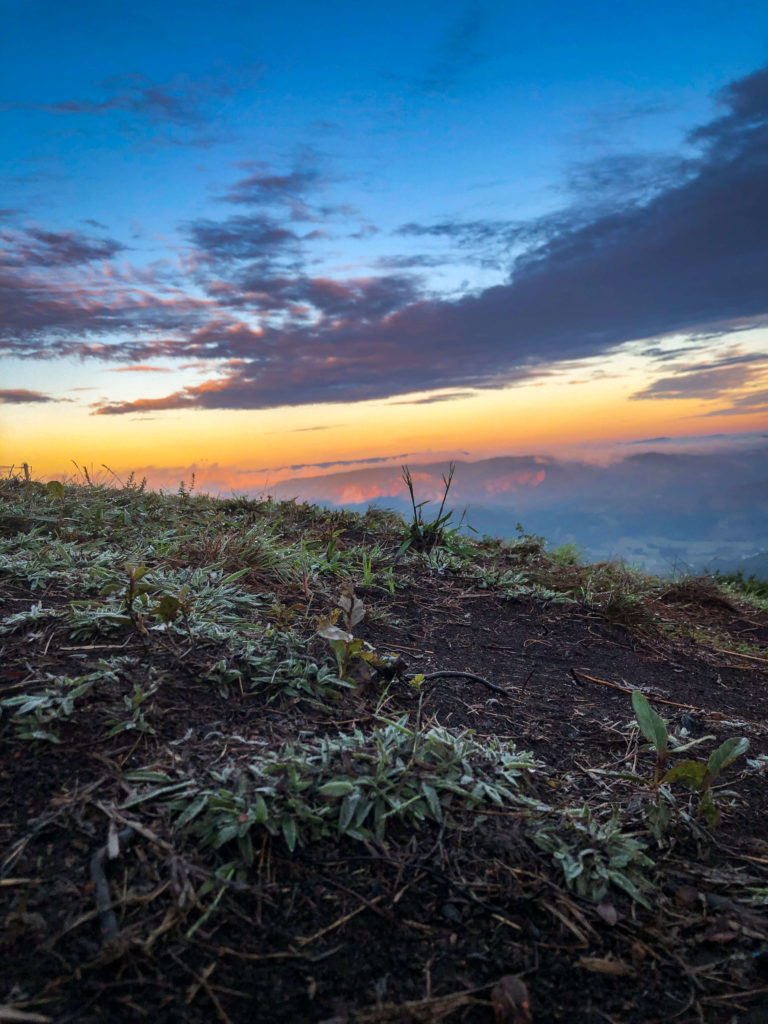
[172,717,543,857]
[317,589,380,684]
[123,563,152,636]
[631,690,749,825]
[105,677,161,737]
[532,805,654,908]
[548,541,585,566]
[713,570,768,609]
[361,547,373,585]
[398,463,456,556]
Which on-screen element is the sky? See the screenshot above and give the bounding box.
[1,0,767,504]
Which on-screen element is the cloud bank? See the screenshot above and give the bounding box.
[2,64,767,415]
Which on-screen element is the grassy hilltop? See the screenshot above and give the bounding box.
[1,472,768,1023]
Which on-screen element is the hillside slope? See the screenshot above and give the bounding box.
[1,477,767,1023]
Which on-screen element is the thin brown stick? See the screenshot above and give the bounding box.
[571,669,705,711]
[708,645,768,664]
[295,894,384,946]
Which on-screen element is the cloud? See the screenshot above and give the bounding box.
[619,431,765,446]
[108,364,173,373]
[223,272,421,317]
[19,66,263,125]
[630,359,768,401]
[9,63,768,415]
[185,214,302,267]
[413,6,489,95]
[0,262,211,357]
[389,390,477,405]
[375,254,450,269]
[0,388,56,404]
[4,66,264,148]
[221,167,321,207]
[703,389,768,417]
[1,226,127,267]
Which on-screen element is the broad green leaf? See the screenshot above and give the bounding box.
[338,792,361,832]
[176,792,209,828]
[119,781,196,808]
[707,737,749,777]
[46,480,65,498]
[238,831,254,866]
[699,790,721,825]
[153,593,181,622]
[214,824,240,847]
[318,624,353,642]
[252,795,269,823]
[123,769,174,783]
[219,568,250,584]
[20,729,61,743]
[662,760,708,790]
[631,690,668,754]
[421,782,442,821]
[317,779,354,798]
[282,817,298,851]
[669,735,716,754]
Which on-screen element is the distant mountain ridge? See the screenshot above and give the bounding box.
[269,448,768,576]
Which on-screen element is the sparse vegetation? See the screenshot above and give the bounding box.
[1,467,767,1023]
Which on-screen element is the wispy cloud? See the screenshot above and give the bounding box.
[630,355,768,402]
[221,166,321,207]
[1,226,127,268]
[4,66,264,147]
[413,6,489,95]
[704,389,768,417]
[108,364,173,373]
[389,390,477,405]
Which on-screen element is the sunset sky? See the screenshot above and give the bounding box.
[1,0,767,495]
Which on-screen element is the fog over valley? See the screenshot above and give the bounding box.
[267,445,768,576]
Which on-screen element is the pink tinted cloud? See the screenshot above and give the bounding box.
[338,478,407,504]
[484,469,546,495]
[108,364,173,373]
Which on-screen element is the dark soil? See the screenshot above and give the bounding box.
[2,565,768,1023]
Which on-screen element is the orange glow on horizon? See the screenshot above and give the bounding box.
[3,351,767,487]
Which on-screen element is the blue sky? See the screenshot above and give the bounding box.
[1,0,767,482]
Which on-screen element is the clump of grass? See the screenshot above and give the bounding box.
[711,570,768,610]
[398,462,457,555]
[172,716,545,856]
